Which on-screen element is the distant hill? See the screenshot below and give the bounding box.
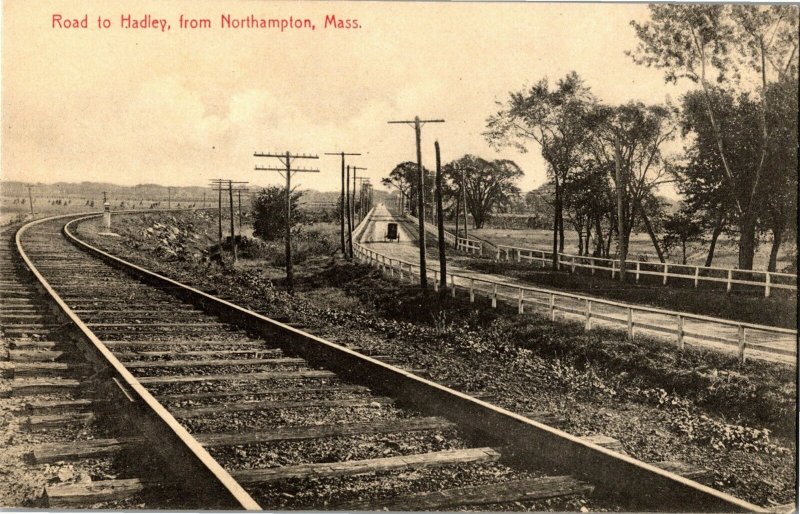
[0,180,388,206]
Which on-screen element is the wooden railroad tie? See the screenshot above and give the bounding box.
[196,416,455,447]
[232,447,501,485]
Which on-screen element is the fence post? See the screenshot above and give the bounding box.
[492,283,497,309]
[397,261,401,279]
[727,269,733,293]
[694,267,699,288]
[663,263,668,285]
[571,256,576,273]
[451,274,456,298]
[590,257,595,276]
[676,315,684,350]
[433,270,439,292]
[469,279,475,303]
[496,247,501,261]
[611,260,616,279]
[737,326,746,363]
[627,307,633,339]
[765,272,771,298]
[518,288,524,314]
[585,299,592,330]
[549,294,555,321]
[635,261,640,283]
[409,263,415,283]
[516,248,521,263]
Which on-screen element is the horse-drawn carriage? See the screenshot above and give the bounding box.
[384,222,399,242]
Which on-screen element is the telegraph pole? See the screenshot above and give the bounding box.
[324,151,361,256]
[388,116,445,288]
[26,185,35,216]
[209,179,225,253]
[345,165,353,259]
[352,168,368,224]
[234,186,249,232]
[167,187,173,209]
[435,141,447,291]
[254,151,319,291]
[225,181,248,263]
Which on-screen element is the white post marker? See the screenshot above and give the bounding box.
[518,288,524,314]
[103,201,111,230]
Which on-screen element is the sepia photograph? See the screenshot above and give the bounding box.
[1,1,797,512]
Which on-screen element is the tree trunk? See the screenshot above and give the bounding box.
[638,207,665,263]
[737,213,758,270]
[681,240,687,265]
[594,215,604,257]
[585,217,592,257]
[768,226,784,272]
[614,140,627,280]
[704,213,725,267]
[577,229,583,256]
[552,175,561,270]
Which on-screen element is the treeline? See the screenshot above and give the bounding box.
[510,5,795,273]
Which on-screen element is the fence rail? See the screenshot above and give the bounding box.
[496,245,796,298]
[352,216,795,364]
[402,213,483,255]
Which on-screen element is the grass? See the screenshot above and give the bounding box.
[456,258,797,328]
[458,226,794,272]
[75,211,797,505]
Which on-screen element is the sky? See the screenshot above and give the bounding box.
[2,1,692,194]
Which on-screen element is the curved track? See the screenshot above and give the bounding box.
[9,212,767,511]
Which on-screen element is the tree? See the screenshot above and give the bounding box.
[584,102,676,278]
[381,161,432,217]
[485,71,595,269]
[443,155,522,229]
[252,185,304,241]
[662,208,704,264]
[630,4,799,269]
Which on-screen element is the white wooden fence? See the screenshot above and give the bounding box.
[496,245,796,298]
[352,237,796,364]
[402,213,483,255]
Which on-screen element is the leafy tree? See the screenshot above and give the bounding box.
[381,161,433,217]
[584,102,676,277]
[662,208,704,264]
[630,4,799,269]
[252,185,304,241]
[442,155,522,229]
[485,71,595,268]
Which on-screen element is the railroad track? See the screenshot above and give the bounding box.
[0,221,196,509]
[7,212,768,511]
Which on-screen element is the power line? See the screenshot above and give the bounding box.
[254,151,319,291]
[388,116,445,288]
[324,151,361,257]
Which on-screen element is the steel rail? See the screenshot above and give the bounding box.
[16,212,260,511]
[62,211,766,512]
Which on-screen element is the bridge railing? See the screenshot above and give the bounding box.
[402,212,483,255]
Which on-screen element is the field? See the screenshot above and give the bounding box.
[454,226,794,272]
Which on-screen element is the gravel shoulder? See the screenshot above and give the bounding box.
[75,212,797,507]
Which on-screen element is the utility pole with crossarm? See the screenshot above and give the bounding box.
[254,151,319,291]
[388,116,445,288]
[324,151,361,257]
